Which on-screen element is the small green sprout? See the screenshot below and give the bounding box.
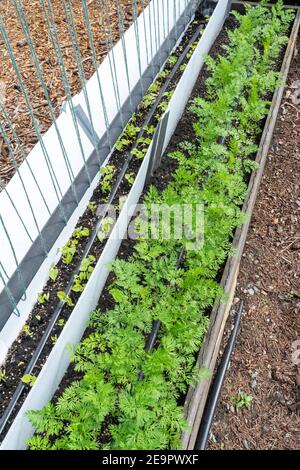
[21,374,37,387]
[97,217,114,242]
[49,265,59,282]
[230,391,253,410]
[22,324,33,338]
[124,172,135,186]
[88,201,97,214]
[57,291,74,308]
[73,226,90,239]
[51,335,58,345]
[0,369,7,383]
[60,239,78,265]
[99,165,115,193]
[37,292,50,305]
[131,148,146,160]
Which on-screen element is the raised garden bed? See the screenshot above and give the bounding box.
[1,0,299,450]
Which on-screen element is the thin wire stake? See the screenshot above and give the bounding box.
[0,18,68,224]
[145,0,154,67]
[13,0,80,204]
[40,0,93,182]
[0,214,27,301]
[0,264,21,317]
[114,0,135,115]
[96,0,124,132]
[61,0,101,166]
[81,0,113,152]
[0,103,52,217]
[173,0,178,42]
[140,0,149,65]
[152,0,159,64]
[102,0,126,128]
[0,123,48,255]
[156,0,162,67]
[166,0,171,52]
[0,176,33,244]
[131,0,145,95]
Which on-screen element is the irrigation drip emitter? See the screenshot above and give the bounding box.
[194,299,244,450]
[0,23,205,436]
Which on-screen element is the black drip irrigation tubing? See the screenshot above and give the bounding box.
[194,299,244,450]
[0,23,205,437]
[138,246,186,382]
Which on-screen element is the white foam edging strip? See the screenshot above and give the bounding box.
[0,0,192,359]
[1,0,229,449]
[0,140,153,450]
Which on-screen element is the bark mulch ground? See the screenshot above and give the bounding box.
[0,0,147,186]
[208,37,300,451]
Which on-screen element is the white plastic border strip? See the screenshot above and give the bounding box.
[0,0,194,364]
[1,0,229,450]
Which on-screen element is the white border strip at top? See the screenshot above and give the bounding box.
[0,0,192,364]
[1,0,229,450]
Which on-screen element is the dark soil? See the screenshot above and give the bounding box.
[0,12,208,439]
[208,37,300,451]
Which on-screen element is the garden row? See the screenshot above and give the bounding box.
[26,1,295,450]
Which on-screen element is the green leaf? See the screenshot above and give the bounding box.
[49,265,59,282]
[110,288,127,303]
[21,374,37,387]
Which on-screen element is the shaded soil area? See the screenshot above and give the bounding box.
[208,37,300,451]
[0,0,147,185]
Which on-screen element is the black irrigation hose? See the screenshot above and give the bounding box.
[0,23,205,436]
[194,299,244,450]
[138,246,186,381]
